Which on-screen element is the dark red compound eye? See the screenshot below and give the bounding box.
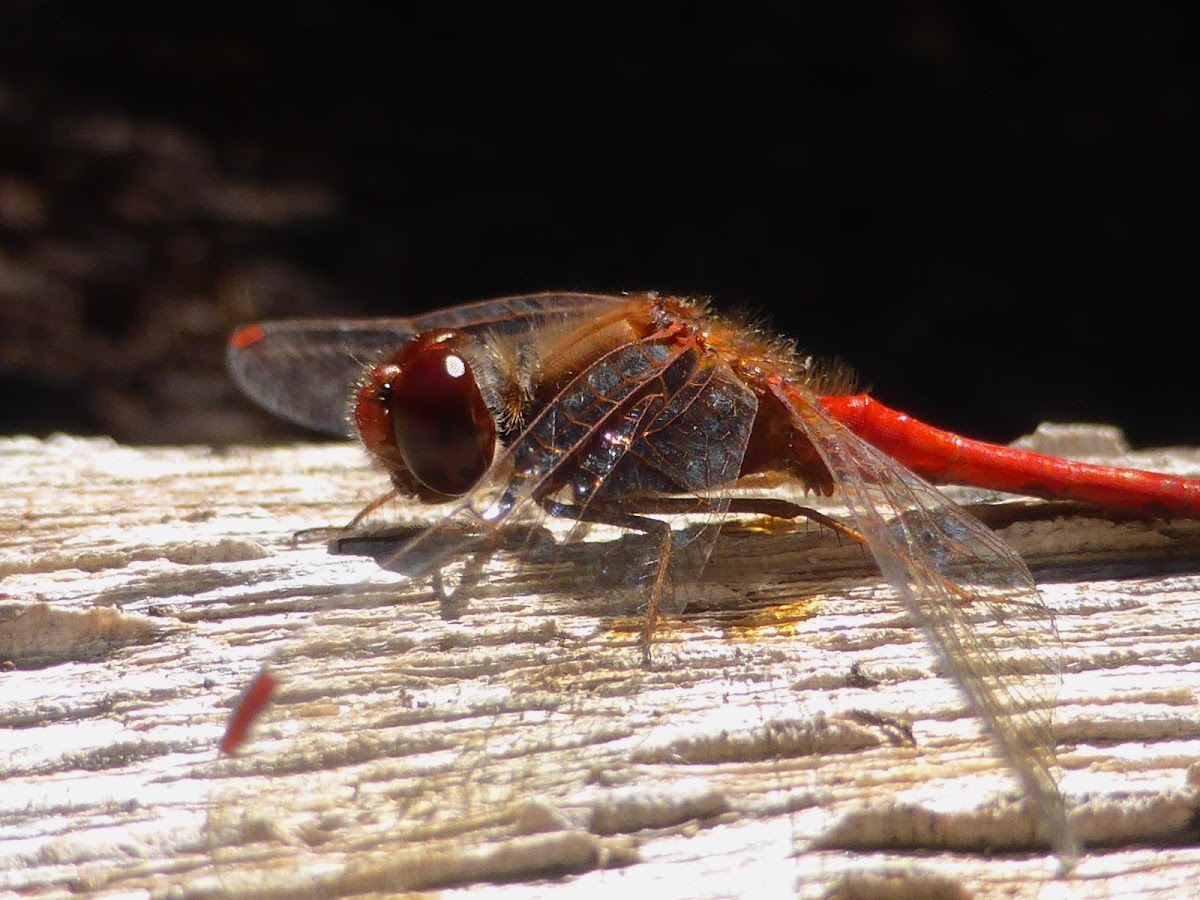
[355,330,496,497]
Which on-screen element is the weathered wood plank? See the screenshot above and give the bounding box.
[2,433,1200,898]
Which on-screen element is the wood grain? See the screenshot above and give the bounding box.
[3,433,1200,898]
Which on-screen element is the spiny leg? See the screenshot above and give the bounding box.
[631,497,1040,618]
[542,495,867,663]
[541,498,674,664]
[343,488,402,530]
[625,495,868,544]
[292,488,401,544]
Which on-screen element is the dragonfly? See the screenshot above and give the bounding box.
[220,290,1200,865]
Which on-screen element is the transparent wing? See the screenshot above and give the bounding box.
[384,332,702,583]
[585,351,758,611]
[771,380,1077,861]
[227,319,420,436]
[226,292,626,436]
[380,333,756,617]
[597,350,756,503]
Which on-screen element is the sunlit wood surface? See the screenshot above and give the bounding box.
[3,432,1200,899]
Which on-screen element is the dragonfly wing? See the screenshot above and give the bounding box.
[379,331,701,585]
[227,319,421,436]
[588,354,757,607]
[600,354,756,503]
[227,293,627,436]
[375,316,756,595]
[403,292,626,336]
[772,381,1077,861]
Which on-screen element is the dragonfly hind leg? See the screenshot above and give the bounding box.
[541,499,675,665]
[541,495,869,664]
[628,495,869,545]
[724,497,866,544]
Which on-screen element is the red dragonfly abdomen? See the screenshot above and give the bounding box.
[822,394,1200,518]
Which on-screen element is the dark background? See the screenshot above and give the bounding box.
[1,4,1197,446]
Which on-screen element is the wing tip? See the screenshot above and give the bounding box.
[229,323,268,351]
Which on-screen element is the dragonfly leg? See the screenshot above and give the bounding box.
[542,495,866,664]
[729,498,866,544]
[617,495,868,545]
[291,488,400,544]
[541,499,674,664]
[344,488,401,530]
